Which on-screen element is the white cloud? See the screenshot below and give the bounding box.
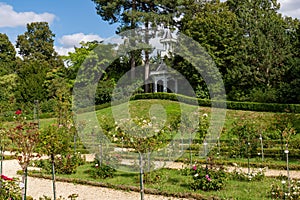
[54,46,75,56]
[278,0,300,19]
[56,33,104,56]
[59,33,103,48]
[0,3,55,28]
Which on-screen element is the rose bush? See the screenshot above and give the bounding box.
[189,165,227,191]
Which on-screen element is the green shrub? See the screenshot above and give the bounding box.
[34,153,85,175]
[89,163,116,179]
[0,178,22,199]
[55,153,85,174]
[40,99,57,113]
[143,169,168,184]
[189,165,227,191]
[270,179,300,199]
[39,194,78,200]
[230,164,265,181]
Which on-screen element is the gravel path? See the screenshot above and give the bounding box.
[3,159,189,200]
[166,162,300,179]
[3,157,300,200]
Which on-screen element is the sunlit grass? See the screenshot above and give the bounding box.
[53,163,279,200]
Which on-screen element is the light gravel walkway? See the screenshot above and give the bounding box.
[3,159,189,200]
[3,155,300,200]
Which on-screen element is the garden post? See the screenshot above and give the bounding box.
[204,140,208,166]
[246,141,250,175]
[51,154,56,200]
[285,144,290,194]
[259,134,264,162]
[0,146,2,173]
[34,100,40,129]
[121,137,124,152]
[139,152,144,200]
[181,136,183,153]
[217,137,220,157]
[0,145,3,189]
[189,132,192,167]
[147,149,151,172]
[99,144,103,167]
[23,167,28,200]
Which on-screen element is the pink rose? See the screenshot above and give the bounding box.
[205,174,211,182]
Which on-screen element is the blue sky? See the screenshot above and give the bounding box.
[0,0,120,55]
[0,0,299,55]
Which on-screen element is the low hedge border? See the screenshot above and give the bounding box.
[177,158,300,171]
[131,93,300,113]
[27,172,220,200]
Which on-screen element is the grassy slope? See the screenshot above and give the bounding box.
[33,100,299,199]
[94,99,300,140]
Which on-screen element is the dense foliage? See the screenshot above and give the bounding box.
[0,1,299,114]
[189,164,227,191]
[179,0,299,103]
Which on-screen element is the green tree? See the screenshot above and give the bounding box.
[16,22,61,64]
[0,33,16,76]
[15,22,63,105]
[15,59,49,105]
[115,117,171,200]
[44,67,72,125]
[64,41,101,80]
[65,41,132,105]
[278,20,300,103]
[91,0,179,91]
[0,74,17,112]
[39,124,73,200]
[226,0,294,102]
[8,114,40,200]
[178,0,240,99]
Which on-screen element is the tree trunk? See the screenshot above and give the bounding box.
[144,21,150,93]
[22,167,28,200]
[0,146,3,189]
[130,0,136,80]
[130,52,136,80]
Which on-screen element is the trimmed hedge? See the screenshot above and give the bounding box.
[131,93,300,113]
[176,158,300,171]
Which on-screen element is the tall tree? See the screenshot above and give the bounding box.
[91,0,179,91]
[0,74,17,112]
[15,22,63,105]
[16,22,61,65]
[0,33,18,111]
[67,41,127,106]
[0,33,17,76]
[278,20,300,103]
[179,0,241,98]
[226,0,294,102]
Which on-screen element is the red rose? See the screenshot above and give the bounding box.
[1,175,13,181]
[15,109,22,115]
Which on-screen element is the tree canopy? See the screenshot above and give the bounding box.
[15,22,64,106]
[0,1,299,114]
[0,33,17,76]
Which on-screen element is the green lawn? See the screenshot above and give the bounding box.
[48,162,280,200]
[33,99,300,168]
[9,99,299,199]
